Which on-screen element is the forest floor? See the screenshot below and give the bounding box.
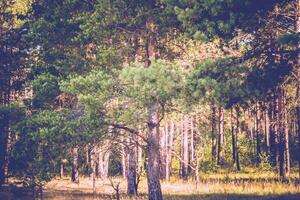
[2,169,300,200]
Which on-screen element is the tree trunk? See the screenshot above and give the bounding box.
[269,99,278,166]
[160,127,166,179]
[283,93,290,175]
[235,107,241,171]
[182,115,189,180]
[255,103,261,165]
[0,117,9,185]
[60,163,64,178]
[71,147,79,183]
[180,117,184,178]
[137,132,143,177]
[147,102,163,200]
[91,148,96,194]
[190,116,195,168]
[145,19,162,200]
[264,106,270,151]
[278,93,286,181]
[230,108,236,164]
[217,107,224,165]
[98,144,111,179]
[0,1,11,185]
[211,102,217,163]
[127,138,137,196]
[121,136,127,179]
[296,0,300,179]
[166,121,174,181]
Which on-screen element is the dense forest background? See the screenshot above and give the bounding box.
[1,0,300,199]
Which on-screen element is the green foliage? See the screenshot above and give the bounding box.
[187,58,248,108]
[245,61,293,100]
[0,104,26,125]
[61,70,113,109]
[10,110,70,184]
[167,0,286,40]
[31,73,60,108]
[119,60,183,107]
[258,152,273,171]
[277,33,300,47]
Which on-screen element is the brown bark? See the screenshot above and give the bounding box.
[127,138,137,196]
[0,1,10,185]
[217,107,224,165]
[137,129,143,177]
[71,147,79,183]
[264,106,270,150]
[296,0,300,179]
[211,103,217,163]
[145,18,163,200]
[166,121,174,181]
[189,116,195,177]
[269,99,277,166]
[91,148,96,194]
[278,93,286,181]
[121,136,127,179]
[283,93,290,175]
[235,107,241,171]
[0,117,9,185]
[180,117,184,178]
[159,127,166,179]
[255,103,261,165]
[230,108,236,164]
[182,115,189,179]
[147,102,162,200]
[98,143,111,179]
[60,163,64,178]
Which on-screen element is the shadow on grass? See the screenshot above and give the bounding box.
[2,192,300,200]
[164,194,300,200]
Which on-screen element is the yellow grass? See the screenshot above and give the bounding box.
[41,171,300,200]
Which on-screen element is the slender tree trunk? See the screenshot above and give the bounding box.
[91,148,96,194]
[127,138,137,196]
[147,102,162,200]
[231,108,236,164]
[190,117,195,167]
[145,18,162,200]
[60,162,64,178]
[121,136,127,179]
[137,131,143,177]
[0,117,9,185]
[98,144,111,179]
[274,97,280,170]
[269,99,277,166]
[0,1,11,185]
[71,147,79,183]
[160,127,166,179]
[235,107,241,171]
[182,115,189,179]
[165,124,170,182]
[180,117,184,178]
[211,102,217,163]
[283,93,290,175]
[217,107,224,165]
[255,103,261,165]
[278,92,286,181]
[264,106,270,151]
[296,0,300,179]
[166,121,174,181]
[195,153,200,189]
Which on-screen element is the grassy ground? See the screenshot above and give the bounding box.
[2,169,300,200]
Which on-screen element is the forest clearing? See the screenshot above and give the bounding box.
[1,0,300,200]
[2,170,300,199]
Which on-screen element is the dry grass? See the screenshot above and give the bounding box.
[3,171,300,200]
